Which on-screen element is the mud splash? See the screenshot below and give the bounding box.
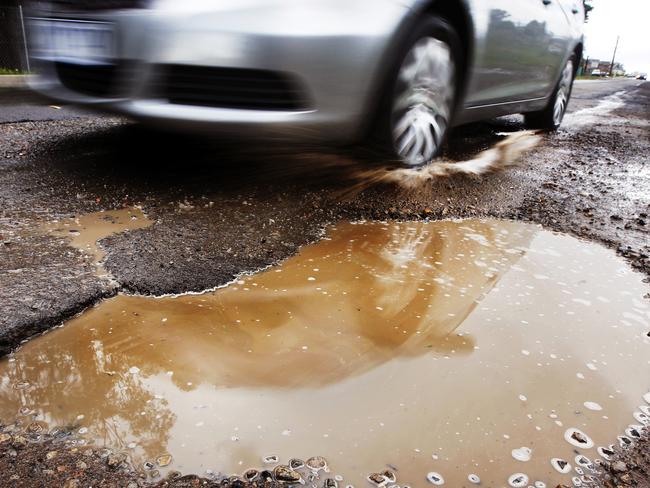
[43,207,153,275]
[345,131,541,195]
[1,219,649,487]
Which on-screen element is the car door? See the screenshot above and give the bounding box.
[464,0,573,108]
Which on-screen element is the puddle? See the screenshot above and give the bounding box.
[43,207,153,275]
[1,219,649,486]
[562,91,626,130]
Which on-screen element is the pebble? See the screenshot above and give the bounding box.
[367,473,386,485]
[45,451,58,460]
[551,458,572,474]
[426,472,445,485]
[508,473,529,487]
[243,469,259,481]
[156,454,173,467]
[76,460,88,470]
[612,461,628,473]
[0,433,11,444]
[564,428,594,448]
[273,465,302,483]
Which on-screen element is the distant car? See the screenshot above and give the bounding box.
[637,74,648,81]
[591,70,603,77]
[27,0,585,167]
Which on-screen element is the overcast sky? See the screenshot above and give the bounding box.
[583,0,650,74]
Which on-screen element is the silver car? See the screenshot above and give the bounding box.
[27,0,584,166]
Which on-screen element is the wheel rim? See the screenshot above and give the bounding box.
[391,37,455,167]
[553,60,574,126]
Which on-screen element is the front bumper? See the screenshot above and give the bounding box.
[27,1,410,142]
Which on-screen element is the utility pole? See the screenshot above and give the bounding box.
[608,35,620,77]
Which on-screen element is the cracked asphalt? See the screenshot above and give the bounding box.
[0,78,649,487]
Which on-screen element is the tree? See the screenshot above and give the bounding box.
[583,0,594,21]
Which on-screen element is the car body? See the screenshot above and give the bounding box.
[26,0,584,162]
[637,74,647,81]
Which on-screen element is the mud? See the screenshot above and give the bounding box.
[1,79,649,486]
[1,219,649,487]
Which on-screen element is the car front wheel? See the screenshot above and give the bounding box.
[375,17,461,167]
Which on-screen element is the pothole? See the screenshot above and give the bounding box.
[1,218,649,486]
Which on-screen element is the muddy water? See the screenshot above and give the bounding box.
[1,219,650,487]
[44,207,152,273]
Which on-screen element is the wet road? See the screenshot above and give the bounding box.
[0,78,649,487]
[0,78,648,352]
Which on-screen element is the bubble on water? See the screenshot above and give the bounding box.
[575,466,584,475]
[572,476,583,486]
[639,405,650,416]
[586,363,598,371]
[551,458,572,474]
[583,402,603,411]
[18,406,31,415]
[511,447,532,462]
[518,394,527,402]
[128,366,140,375]
[507,473,529,487]
[262,455,279,464]
[127,442,136,449]
[575,455,591,466]
[468,474,480,484]
[564,428,594,448]
[534,482,546,488]
[13,381,30,390]
[289,458,304,470]
[426,472,444,485]
[78,427,88,435]
[643,392,650,404]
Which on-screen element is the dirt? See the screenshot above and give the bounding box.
[0,426,283,487]
[0,79,649,486]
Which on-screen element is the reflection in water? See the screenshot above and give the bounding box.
[1,219,649,487]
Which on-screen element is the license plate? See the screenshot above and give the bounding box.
[30,18,115,64]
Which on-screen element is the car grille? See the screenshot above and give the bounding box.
[156,65,311,111]
[43,0,149,11]
[55,62,133,97]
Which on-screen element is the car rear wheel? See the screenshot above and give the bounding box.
[374,17,461,167]
[524,57,575,131]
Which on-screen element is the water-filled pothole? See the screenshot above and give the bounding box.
[1,219,649,486]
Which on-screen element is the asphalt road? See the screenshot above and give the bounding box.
[0,78,648,356]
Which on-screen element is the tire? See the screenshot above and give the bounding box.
[524,57,576,131]
[371,17,462,167]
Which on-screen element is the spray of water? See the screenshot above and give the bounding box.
[348,131,541,194]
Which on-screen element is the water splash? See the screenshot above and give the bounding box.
[345,131,541,195]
